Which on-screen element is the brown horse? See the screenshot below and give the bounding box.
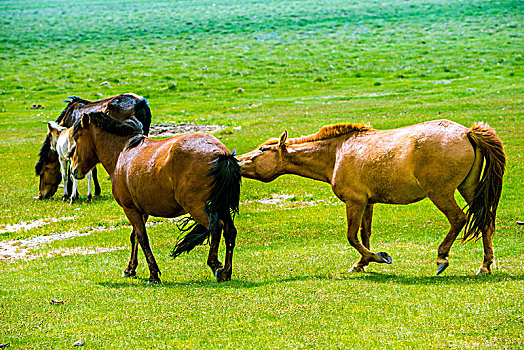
[238,120,505,275]
[70,112,241,283]
[35,93,152,199]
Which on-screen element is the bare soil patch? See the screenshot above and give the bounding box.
[149,122,225,137]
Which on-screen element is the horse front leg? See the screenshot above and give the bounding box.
[346,201,392,272]
[123,209,161,283]
[92,166,102,196]
[69,171,78,205]
[59,159,69,201]
[216,214,237,282]
[86,171,93,202]
[352,204,374,272]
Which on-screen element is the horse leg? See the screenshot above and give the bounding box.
[216,213,237,282]
[123,209,161,283]
[207,216,224,275]
[92,166,102,196]
[122,228,138,277]
[426,192,467,275]
[69,166,79,205]
[123,215,149,277]
[60,159,69,201]
[346,201,392,272]
[458,186,494,275]
[351,204,374,272]
[86,171,93,202]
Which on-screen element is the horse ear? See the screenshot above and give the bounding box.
[81,113,90,128]
[278,130,288,149]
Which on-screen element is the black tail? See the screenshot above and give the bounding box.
[463,122,506,242]
[134,97,152,135]
[171,152,241,258]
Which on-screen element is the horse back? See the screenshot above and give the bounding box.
[113,133,229,217]
[333,120,475,204]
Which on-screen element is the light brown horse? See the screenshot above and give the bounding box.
[35,93,151,199]
[70,112,241,283]
[238,120,505,275]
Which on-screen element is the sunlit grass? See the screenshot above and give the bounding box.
[0,0,523,348]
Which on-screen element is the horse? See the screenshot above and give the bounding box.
[47,122,93,204]
[69,112,241,283]
[35,93,152,200]
[238,119,505,275]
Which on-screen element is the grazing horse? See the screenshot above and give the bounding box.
[238,120,505,275]
[47,122,93,204]
[70,112,241,283]
[35,93,152,199]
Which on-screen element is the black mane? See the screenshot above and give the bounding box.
[74,112,146,149]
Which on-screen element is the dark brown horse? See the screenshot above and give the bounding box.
[35,93,151,199]
[238,120,505,275]
[70,112,241,283]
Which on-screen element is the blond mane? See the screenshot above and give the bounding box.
[263,123,372,146]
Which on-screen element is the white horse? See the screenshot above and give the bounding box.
[47,122,92,204]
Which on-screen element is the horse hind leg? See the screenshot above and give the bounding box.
[215,212,237,282]
[425,191,467,275]
[459,180,494,275]
[123,228,139,277]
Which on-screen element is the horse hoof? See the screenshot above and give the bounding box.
[147,278,161,285]
[87,195,92,202]
[349,265,365,273]
[436,262,449,275]
[476,268,491,275]
[377,252,392,264]
[122,271,136,277]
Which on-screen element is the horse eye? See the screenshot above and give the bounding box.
[259,146,268,152]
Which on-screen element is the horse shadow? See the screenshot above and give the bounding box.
[97,271,524,289]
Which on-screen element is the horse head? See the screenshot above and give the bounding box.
[70,114,99,180]
[36,145,61,200]
[238,130,288,182]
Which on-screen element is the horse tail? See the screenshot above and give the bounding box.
[134,97,151,136]
[463,122,506,242]
[171,152,241,258]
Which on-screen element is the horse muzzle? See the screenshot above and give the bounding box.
[71,167,85,180]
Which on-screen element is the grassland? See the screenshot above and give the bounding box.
[0,0,523,348]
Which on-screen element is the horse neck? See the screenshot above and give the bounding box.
[283,140,338,183]
[90,127,130,177]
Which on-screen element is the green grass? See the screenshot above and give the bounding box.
[1,0,523,348]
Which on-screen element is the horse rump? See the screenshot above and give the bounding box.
[171,152,241,258]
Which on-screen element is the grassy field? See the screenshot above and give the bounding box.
[1,0,523,348]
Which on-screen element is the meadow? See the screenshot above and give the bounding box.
[0,0,523,348]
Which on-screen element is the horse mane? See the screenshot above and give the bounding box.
[56,96,92,125]
[262,123,373,146]
[74,111,146,149]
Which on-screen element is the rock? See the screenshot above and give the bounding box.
[73,340,84,346]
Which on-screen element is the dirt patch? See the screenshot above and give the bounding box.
[0,218,180,261]
[243,194,340,209]
[149,122,225,137]
[0,216,76,234]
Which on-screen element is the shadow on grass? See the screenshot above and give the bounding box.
[96,271,524,289]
